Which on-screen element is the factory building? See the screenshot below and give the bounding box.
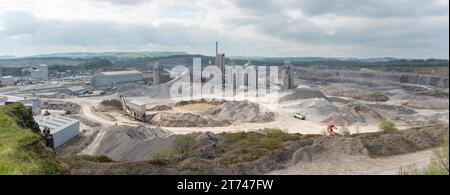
[1,76,16,85]
[153,63,161,85]
[36,114,80,148]
[90,70,145,88]
[281,61,294,90]
[31,64,48,81]
[64,86,86,96]
[0,95,41,115]
[215,54,225,74]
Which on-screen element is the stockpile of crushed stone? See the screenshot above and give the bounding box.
[100,99,122,109]
[93,125,174,161]
[146,99,275,127]
[319,103,387,126]
[147,112,231,127]
[286,98,366,125]
[287,98,339,119]
[204,100,275,123]
[279,88,329,102]
[339,104,386,124]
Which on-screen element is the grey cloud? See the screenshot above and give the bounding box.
[229,0,281,14]
[290,0,449,17]
[230,0,449,17]
[0,11,225,50]
[223,0,449,58]
[92,0,151,5]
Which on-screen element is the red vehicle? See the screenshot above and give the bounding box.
[327,124,336,135]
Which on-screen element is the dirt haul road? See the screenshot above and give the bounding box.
[68,97,140,127]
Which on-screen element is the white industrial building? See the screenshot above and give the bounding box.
[0,95,41,115]
[36,115,80,148]
[31,64,49,81]
[90,70,145,87]
[64,86,86,95]
[1,76,16,85]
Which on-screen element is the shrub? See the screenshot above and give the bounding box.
[171,134,198,156]
[260,137,283,150]
[64,109,72,115]
[79,155,114,163]
[221,131,247,145]
[378,120,398,132]
[148,150,168,165]
[424,135,449,175]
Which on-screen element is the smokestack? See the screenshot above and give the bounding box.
[216,41,218,56]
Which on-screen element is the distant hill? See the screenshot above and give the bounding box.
[29,51,189,61]
[229,56,400,63]
[0,51,189,67]
[0,55,16,60]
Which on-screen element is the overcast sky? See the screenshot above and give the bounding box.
[0,0,448,58]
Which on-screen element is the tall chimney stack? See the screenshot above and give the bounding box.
[216,41,218,56]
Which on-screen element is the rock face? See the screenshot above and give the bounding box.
[337,70,449,88]
[70,124,448,175]
[5,103,41,133]
[403,97,449,110]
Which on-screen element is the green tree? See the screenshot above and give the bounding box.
[425,136,449,175]
[171,134,198,156]
[378,120,398,132]
[64,109,72,115]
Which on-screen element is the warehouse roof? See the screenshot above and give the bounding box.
[100,70,142,76]
[67,86,86,92]
[36,115,79,134]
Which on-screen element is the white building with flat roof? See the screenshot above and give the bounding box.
[1,75,16,85]
[90,70,145,87]
[0,95,41,115]
[31,64,48,81]
[36,115,80,148]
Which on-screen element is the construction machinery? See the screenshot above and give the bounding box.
[119,95,146,122]
[327,124,337,135]
[293,112,306,120]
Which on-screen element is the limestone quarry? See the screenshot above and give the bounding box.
[3,60,448,175]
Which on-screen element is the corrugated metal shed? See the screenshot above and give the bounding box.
[36,115,80,148]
